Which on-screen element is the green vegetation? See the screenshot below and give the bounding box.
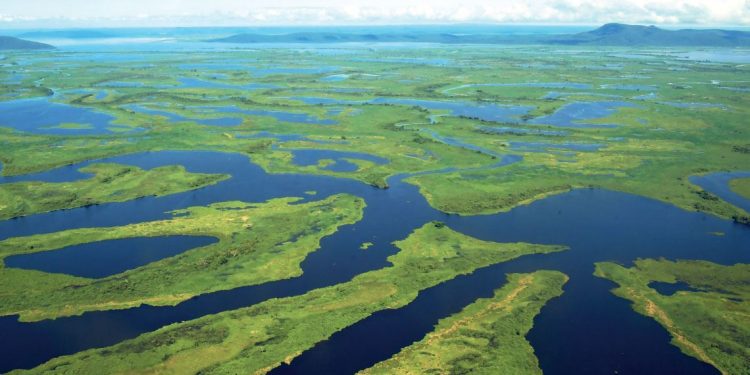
[4,45,748,221]
[0,194,365,321]
[360,270,568,375]
[595,259,750,375]
[0,163,228,220]
[17,223,566,374]
[729,178,750,199]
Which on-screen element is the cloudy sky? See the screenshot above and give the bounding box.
[1,0,748,28]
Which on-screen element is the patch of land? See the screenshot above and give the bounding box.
[359,270,568,375]
[0,194,365,321]
[729,178,750,199]
[0,163,228,220]
[14,222,566,374]
[595,259,750,375]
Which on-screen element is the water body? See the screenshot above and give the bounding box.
[529,101,637,128]
[320,74,349,82]
[95,81,144,88]
[195,105,338,125]
[649,281,702,296]
[250,66,340,77]
[293,96,533,123]
[5,236,218,278]
[236,131,343,144]
[352,57,454,66]
[0,98,140,135]
[690,171,750,213]
[290,149,389,172]
[658,101,726,109]
[445,82,592,94]
[177,77,279,91]
[477,125,568,136]
[673,51,750,64]
[0,151,746,375]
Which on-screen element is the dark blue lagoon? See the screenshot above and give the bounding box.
[649,281,702,296]
[5,236,218,278]
[290,149,389,172]
[0,150,746,375]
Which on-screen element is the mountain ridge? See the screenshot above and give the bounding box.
[0,36,55,50]
[209,23,750,46]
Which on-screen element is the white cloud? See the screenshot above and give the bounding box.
[0,0,748,27]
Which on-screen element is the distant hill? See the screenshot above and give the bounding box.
[0,36,55,50]
[546,23,750,46]
[18,30,113,39]
[210,23,750,47]
[209,32,525,44]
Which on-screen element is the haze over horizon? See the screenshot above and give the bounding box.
[0,0,749,29]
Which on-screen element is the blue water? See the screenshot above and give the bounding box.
[659,101,726,109]
[320,74,349,82]
[448,82,592,92]
[0,98,140,135]
[352,57,454,66]
[649,281,702,296]
[250,66,340,77]
[293,96,533,124]
[194,105,338,125]
[177,77,279,91]
[0,150,745,375]
[477,125,568,136]
[529,101,637,128]
[236,131,343,144]
[690,172,750,213]
[290,149,389,172]
[5,236,218,278]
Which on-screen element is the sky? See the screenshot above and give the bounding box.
[0,0,748,28]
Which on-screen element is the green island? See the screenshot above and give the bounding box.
[595,259,750,375]
[0,194,364,321]
[729,178,750,200]
[0,163,228,220]
[360,270,568,375]
[15,223,566,374]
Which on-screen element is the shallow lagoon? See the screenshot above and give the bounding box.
[529,101,637,128]
[0,98,140,135]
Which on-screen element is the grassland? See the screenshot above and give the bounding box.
[595,259,750,375]
[0,194,364,321]
[729,178,750,199]
[15,223,566,374]
[0,163,228,220]
[360,270,568,375]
